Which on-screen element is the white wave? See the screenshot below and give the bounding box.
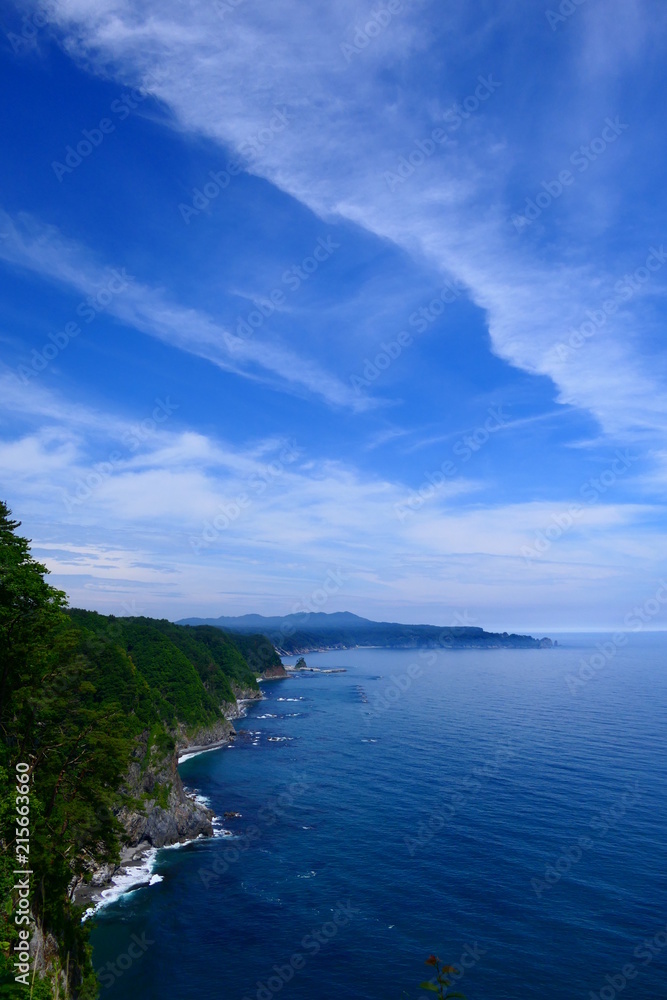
[161,833,209,852]
[182,785,212,809]
[178,744,222,763]
[83,848,158,920]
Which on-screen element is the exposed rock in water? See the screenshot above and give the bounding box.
[73,684,279,904]
[260,663,289,679]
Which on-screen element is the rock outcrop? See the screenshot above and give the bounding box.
[100,728,212,850]
[259,663,289,679]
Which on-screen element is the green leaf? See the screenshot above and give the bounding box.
[419,983,440,992]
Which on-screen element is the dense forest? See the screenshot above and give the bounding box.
[0,503,280,998]
[179,610,553,653]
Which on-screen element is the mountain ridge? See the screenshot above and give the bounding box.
[176,611,553,653]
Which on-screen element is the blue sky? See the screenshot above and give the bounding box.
[1,0,666,630]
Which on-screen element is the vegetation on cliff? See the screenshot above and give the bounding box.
[0,502,276,998]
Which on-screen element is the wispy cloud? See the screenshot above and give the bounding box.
[33,0,667,442]
[3,0,666,627]
[0,208,375,411]
[0,378,661,626]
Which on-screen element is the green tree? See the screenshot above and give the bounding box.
[0,503,128,997]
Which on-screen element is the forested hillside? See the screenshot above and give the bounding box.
[0,503,279,998]
[179,610,553,653]
[68,611,262,726]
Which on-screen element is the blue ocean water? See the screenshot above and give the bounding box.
[90,634,667,1000]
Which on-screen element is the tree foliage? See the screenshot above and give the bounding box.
[0,503,272,998]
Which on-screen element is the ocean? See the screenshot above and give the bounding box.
[89,634,667,999]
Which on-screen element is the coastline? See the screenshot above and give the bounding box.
[274,638,554,654]
[79,692,266,917]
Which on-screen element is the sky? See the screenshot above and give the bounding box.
[1,0,666,631]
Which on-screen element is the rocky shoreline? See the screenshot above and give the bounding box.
[275,638,554,654]
[75,687,271,914]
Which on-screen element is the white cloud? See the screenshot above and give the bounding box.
[1,380,662,626]
[32,0,667,441]
[0,209,375,412]
[4,0,667,626]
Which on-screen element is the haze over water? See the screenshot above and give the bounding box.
[91,635,667,1000]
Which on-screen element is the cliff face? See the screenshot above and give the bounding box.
[118,737,214,848]
[74,683,283,906]
[102,690,269,853]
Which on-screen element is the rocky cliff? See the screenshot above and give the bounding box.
[258,663,290,679]
[118,730,215,849]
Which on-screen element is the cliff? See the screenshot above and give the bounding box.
[0,511,286,1000]
[117,731,215,849]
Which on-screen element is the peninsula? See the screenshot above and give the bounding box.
[177,610,553,654]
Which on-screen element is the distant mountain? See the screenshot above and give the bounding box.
[176,611,553,654]
[180,611,372,630]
